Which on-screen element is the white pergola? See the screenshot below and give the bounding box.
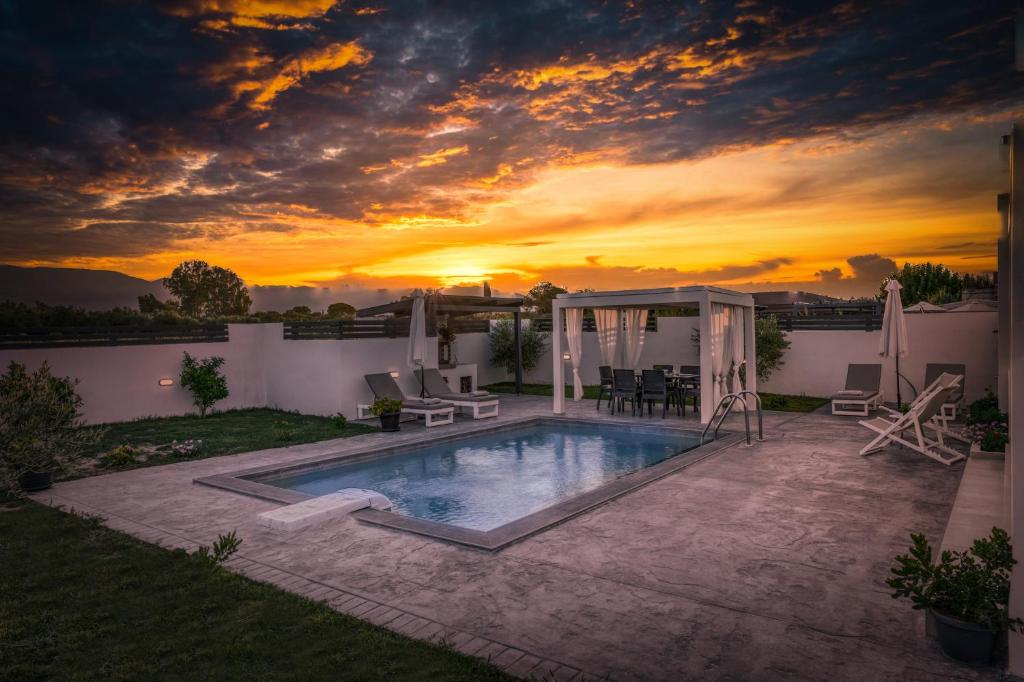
[551,286,757,424]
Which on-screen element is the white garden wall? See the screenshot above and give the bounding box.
[0,311,998,424]
[459,313,997,404]
[759,312,998,403]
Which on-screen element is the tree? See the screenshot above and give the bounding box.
[164,260,252,319]
[138,293,176,314]
[524,281,567,315]
[879,262,992,306]
[326,302,356,319]
[489,320,548,375]
[180,353,229,417]
[754,314,790,383]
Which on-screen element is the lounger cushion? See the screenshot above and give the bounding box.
[401,399,453,410]
[831,390,878,400]
[433,392,496,403]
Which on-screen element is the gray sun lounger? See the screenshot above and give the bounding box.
[925,363,966,421]
[416,368,499,419]
[831,364,883,416]
[357,373,455,428]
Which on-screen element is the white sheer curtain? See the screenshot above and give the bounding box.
[622,309,648,370]
[709,303,727,405]
[565,308,584,401]
[729,306,746,393]
[593,308,620,368]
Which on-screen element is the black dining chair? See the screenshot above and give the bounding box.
[640,369,670,418]
[679,365,700,414]
[653,365,682,414]
[611,369,638,416]
[597,365,614,410]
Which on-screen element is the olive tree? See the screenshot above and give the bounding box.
[489,320,548,376]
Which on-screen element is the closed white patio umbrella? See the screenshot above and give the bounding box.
[407,288,427,397]
[879,279,910,407]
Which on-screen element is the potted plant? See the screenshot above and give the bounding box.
[887,528,1023,663]
[0,361,102,496]
[369,397,403,432]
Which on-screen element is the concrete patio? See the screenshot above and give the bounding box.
[34,395,993,680]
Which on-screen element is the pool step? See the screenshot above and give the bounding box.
[257,489,392,531]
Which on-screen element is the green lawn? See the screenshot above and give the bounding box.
[0,502,511,681]
[75,408,376,477]
[482,382,828,413]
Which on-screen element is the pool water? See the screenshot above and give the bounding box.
[261,422,700,531]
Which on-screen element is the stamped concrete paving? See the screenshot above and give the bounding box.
[35,396,994,681]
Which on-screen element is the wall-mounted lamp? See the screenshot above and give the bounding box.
[562,352,571,361]
[158,378,174,387]
[389,370,400,378]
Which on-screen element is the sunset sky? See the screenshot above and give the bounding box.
[1,1,1021,304]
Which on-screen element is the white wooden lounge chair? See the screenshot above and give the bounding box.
[415,369,499,419]
[357,373,455,428]
[831,364,883,416]
[880,371,963,427]
[924,363,966,422]
[859,382,968,466]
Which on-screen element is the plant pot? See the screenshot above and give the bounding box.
[18,470,53,492]
[378,412,401,432]
[931,610,996,663]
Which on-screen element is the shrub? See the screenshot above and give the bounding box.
[887,528,1023,633]
[332,413,348,429]
[489,320,548,376]
[180,353,229,417]
[966,390,1005,426]
[100,444,141,468]
[0,361,102,496]
[369,397,402,416]
[195,530,242,566]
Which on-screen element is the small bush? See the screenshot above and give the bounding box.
[100,444,141,468]
[887,528,1022,633]
[967,390,1005,426]
[332,413,348,429]
[369,397,402,416]
[195,530,242,566]
[180,353,229,417]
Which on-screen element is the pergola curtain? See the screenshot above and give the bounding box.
[730,307,746,393]
[622,309,648,370]
[565,308,584,401]
[593,309,620,368]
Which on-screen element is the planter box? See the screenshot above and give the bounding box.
[970,442,1006,460]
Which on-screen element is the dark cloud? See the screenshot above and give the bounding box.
[0,1,1019,261]
[847,254,898,282]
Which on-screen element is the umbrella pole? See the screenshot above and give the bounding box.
[895,355,902,409]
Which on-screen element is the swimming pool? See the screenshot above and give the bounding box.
[198,418,736,550]
[261,421,701,532]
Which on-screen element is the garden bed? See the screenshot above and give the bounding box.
[71,408,376,479]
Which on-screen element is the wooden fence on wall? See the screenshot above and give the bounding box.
[0,325,229,349]
[283,319,411,340]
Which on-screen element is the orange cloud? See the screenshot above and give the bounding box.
[415,145,469,167]
[227,41,372,110]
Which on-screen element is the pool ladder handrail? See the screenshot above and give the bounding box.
[700,389,764,446]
